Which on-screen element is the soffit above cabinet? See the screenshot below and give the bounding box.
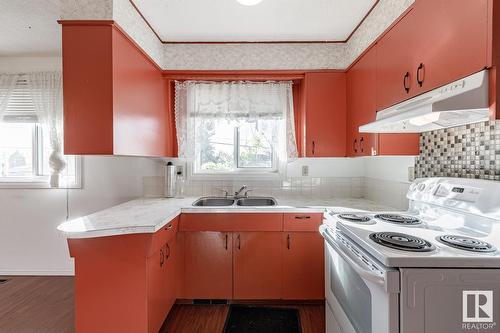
[131,0,377,43]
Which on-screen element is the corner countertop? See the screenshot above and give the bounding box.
[57,196,397,239]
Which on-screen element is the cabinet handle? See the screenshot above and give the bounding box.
[237,234,241,250]
[224,234,228,250]
[160,248,164,267]
[312,140,315,155]
[287,234,291,250]
[416,63,425,87]
[403,72,410,93]
[354,138,358,153]
[165,244,170,259]
[165,223,173,230]
[294,215,311,219]
[360,137,364,153]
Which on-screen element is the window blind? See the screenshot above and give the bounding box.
[2,76,38,123]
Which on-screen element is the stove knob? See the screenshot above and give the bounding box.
[417,183,426,191]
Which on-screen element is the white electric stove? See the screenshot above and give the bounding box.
[320,177,500,333]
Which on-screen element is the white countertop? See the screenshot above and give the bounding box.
[57,196,396,239]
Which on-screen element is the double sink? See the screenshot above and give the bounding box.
[193,196,277,207]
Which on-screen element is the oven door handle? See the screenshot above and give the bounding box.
[323,229,387,288]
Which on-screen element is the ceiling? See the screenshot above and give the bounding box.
[0,0,378,56]
[0,0,61,56]
[132,0,377,43]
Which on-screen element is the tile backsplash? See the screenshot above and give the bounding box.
[143,175,411,210]
[181,177,364,200]
[415,120,500,181]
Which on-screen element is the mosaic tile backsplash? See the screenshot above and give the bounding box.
[415,120,500,181]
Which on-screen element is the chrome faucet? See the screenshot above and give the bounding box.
[234,185,248,198]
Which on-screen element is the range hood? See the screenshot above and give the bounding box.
[359,70,490,133]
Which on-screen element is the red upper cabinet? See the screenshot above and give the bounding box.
[61,22,172,157]
[347,46,379,157]
[233,232,283,299]
[376,0,489,110]
[410,0,489,94]
[303,72,347,157]
[376,8,419,110]
[348,45,419,156]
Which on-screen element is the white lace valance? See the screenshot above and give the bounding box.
[174,81,298,163]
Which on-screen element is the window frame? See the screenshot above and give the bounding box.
[192,124,279,177]
[0,123,82,189]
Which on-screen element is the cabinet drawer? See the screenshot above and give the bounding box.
[149,216,179,255]
[179,213,283,232]
[283,213,323,232]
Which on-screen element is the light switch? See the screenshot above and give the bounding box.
[302,165,309,177]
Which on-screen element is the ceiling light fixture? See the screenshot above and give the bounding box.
[236,0,264,6]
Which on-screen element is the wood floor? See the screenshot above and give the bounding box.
[160,303,325,333]
[0,277,324,333]
[0,276,74,333]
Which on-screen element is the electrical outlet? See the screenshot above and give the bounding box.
[408,166,415,182]
[176,165,184,176]
[302,165,309,177]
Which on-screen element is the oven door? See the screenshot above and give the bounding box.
[321,226,400,333]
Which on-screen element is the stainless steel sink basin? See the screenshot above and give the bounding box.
[236,197,277,206]
[192,197,235,206]
[192,196,278,207]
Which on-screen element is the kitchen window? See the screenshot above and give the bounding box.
[196,119,276,173]
[175,81,298,176]
[0,73,80,188]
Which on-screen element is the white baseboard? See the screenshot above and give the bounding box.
[0,270,74,276]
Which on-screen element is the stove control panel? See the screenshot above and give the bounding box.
[434,184,482,202]
[408,177,500,220]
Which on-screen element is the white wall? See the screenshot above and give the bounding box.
[363,156,415,183]
[0,156,163,275]
[286,157,364,178]
[362,156,416,210]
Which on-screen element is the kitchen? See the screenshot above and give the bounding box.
[1,0,500,332]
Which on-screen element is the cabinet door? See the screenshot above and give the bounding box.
[164,240,177,315]
[304,72,347,157]
[283,232,324,300]
[347,46,379,156]
[233,232,282,299]
[183,232,232,299]
[376,8,419,110]
[411,0,489,94]
[147,244,169,333]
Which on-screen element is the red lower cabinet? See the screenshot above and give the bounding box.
[283,232,325,300]
[69,223,178,333]
[147,239,176,333]
[70,214,325,333]
[183,232,233,299]
[233,232,283,299]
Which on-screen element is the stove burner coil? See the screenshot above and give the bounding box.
[338,214,372,223]
[375,214,421,225]
[370,232,435,252]
[438,235,496,253]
